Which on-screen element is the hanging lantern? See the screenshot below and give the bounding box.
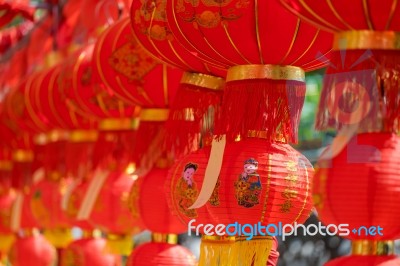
[280,0,400,132]
[8,231,56,266]
[131,1,226,155]
[29,170,74,248]
[166,0,332,143]
[128,164,197,266]
[83,165,143,256]
[92,17,182,165]
[127,242,197,266]
[60,235,122,266]
[313,132,400,240]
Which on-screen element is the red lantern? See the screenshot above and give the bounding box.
[0,0,34,28]
[86,166,143,255]
[61,237,122,266]
[135,166,188,234]
[326,255,400,266]
[280,0,400,132]
[127,242,197,266]
[9,233,56,266]
[166,0,332,143]
[313,132,400,240]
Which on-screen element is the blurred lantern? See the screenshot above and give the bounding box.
[280,0,400,132]
[127,242,197,266]
[0,21,32,55]
[131,0,226,155]
[314,132,400,240]
[9,231,56,266]
[60,233,122,266]
[29,169,73,249]
[58,44,140,167]
[78,163,143,256]
[128,163,197,266]
[166,0,332,143]
[92,17,182,167]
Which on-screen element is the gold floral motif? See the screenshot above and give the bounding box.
[128,183,140,219]
[279,160,299,213]
[280,200,293,213]
[30,190,51,225]
[177,0,248,28]
[208,178,220,206]
[108,40,158,81]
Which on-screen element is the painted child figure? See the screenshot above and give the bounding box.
[235,158,262,208]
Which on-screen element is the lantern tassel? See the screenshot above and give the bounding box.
[216,79,305,143]
[199,236,273,266]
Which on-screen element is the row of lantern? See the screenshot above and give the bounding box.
[1,0,400,266]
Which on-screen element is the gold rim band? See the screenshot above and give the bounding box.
[69,130,99,143]
[180,72,225,91]
[201,235,236,244]
[227,65,305,82]
[352,240,394,256]
[99,118,140,131]
[334,31,400,51]
[140,108,169,122]
[13,149,34,163]
[152,233,178,244]
[0,160,12,171]
[34,130,71,145]
[247,130,289,143]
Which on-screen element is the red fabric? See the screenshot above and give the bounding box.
[166,0,332,71]
[60,237,121,266]
[138,168,188,234]
[131,0,226,77]
[314,133,400,240]
[9,235,56,266]
[127,242,197,266]
[206,138,313,227]
[280,0,400,32]
[92,18,182,108]
[326,255,400,266]
[0,0,34,28]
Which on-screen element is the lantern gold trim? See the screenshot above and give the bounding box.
[140,108,169,122]
[152,233,178,244]
[334,31,400,51]
[99,118,140,131]
[227,65,305,82]
[180,72,225,91]
[351,240,394,256]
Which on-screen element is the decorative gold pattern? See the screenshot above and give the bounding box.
[69,130,99,143]
[334,30,400,50]
[180,72,225,90]
[279,160,299,213]
[352,240,394,256]
[227,65,305,82]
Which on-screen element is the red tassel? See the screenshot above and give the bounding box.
[216,79,305,143]
[316,50,400,132]
[165,82,223,157]
[65,142,96,179]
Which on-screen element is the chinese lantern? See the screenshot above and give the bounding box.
[166,0,332,143]
[58,44,139,168]
[280,0,400,132]
[131,1,226,155]
[9,232,56,266]
[313,132,400,240]
[83,165,143,256]
[127,242,197,266]
[92,17,182,165]
[29,170,73,248]
[128,164,197,266]
[60,235,122,266]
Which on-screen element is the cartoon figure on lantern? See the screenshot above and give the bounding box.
[175,162,199,218]
[235,158,262,208]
